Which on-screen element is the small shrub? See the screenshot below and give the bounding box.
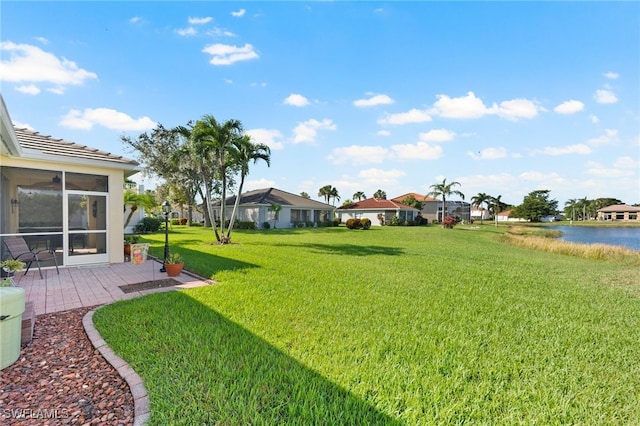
[294,221,305,228]
[345,218,364,230]
[332,219,341,227]
[390,216,400,226]
[262,221,271,229]
[441,216,457,229]
[361,218,372,230]
[135,217,162,233]
[306,221,314,228]
[235,221,257,230]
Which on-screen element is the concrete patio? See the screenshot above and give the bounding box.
[11,259,213,316]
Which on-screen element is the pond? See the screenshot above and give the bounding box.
[548,225,640,251]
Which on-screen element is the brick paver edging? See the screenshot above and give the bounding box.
[83,310,150,426]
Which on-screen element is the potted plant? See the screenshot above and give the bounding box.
[124,234,140,259]
[1,259,25,286]
[164,252,184,277]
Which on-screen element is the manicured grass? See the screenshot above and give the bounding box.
[94,225,640,424]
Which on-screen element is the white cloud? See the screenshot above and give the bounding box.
[0,41,97,93]
[176,27,197,36]
[246,128,284,150]
[202,43,259,65]
[594,89,618,104]
[16,85,40,95]
[554,100,584,114]
[377,108,431,125]
[614,156,639,169]
[206,28,236,38]
[327,145,389,165]
[603,71,619,79]
[519,171,565,183]
[232,9,246,17]
[377,130,391,136]
[586,162,633,178]
[589,114,600,124]
[245,178,275,191]
[283,93,310,107]
[293,118,336,144]
[390,141,443,160]
[533,144,592,156]
[357,168,406,185]
[189,16,213,25]
[129,17,142,24]
[494,98,542,120]
[429,91,542,120]
[430,91,490,119]
[59,108,156,131]
[12,121,34,130]
[418,129,455,142]
[467,147,508,160]
[353,94,394,107]
[587,129,618,146]
[34,36,49,44]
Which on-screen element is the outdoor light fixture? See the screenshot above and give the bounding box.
[160,201,171,272]
[10,198,19,214]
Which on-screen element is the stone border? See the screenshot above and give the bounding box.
[83,310,150,426]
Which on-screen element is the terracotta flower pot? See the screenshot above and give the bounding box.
[165,263,183,277]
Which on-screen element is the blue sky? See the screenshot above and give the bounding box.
[2,1,639,206]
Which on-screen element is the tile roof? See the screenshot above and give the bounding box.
[221,187,333,208]
[338,197,417,210]
[597,204,640,213]
[14,127,139,166]
[392,192,438,202]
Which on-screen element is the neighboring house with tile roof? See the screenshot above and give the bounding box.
[496,209,529,222]
[214,187,334,228]
[1,95,140,269]
[596,204,640,221]
[337,197,420,226]
[391,192,471,224]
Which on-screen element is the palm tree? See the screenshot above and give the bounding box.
[373,189,387,200]
[191,115,243,243]
[319,185,340,205]
[471,192,491,224]
[426,178,465,226]
[490,195,503,226]
[226,135,271,240]
[329,187,340,206]
[123,189,157,230]
[300,192,310,199]
[269,203,282,229]
[565,198,578,222]
[353,191,366,201]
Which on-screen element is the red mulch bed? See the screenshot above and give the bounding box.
[0,307,134,425]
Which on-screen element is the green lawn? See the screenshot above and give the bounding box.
[94,225,640,425]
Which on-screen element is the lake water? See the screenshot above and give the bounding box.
[548,226,640,251]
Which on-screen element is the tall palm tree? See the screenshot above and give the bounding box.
[373,189,387,199]
[329,187,340,206]
[318,184,336,204]
[226,135,271,240]
[426,178,465,226]
[565,198,578,221]
[490,195,503,226]
[353,191,366,201]
[191,115,243,243]
[471,192,491,224]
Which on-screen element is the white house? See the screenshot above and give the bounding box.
[1,95,140,268]
[337,197,420,225]
[215,188,334,229]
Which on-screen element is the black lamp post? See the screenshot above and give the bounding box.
[160,200,171,272]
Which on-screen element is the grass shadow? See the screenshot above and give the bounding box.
[94,291,400,425]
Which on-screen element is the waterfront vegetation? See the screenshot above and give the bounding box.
[94,224,640,424]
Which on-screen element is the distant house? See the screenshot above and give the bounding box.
[597,204,640,221]
[391,192,471,223]
[496,209,528,222]
[470,205,491,222]
[337,197,419,225]
[215,187,334,228]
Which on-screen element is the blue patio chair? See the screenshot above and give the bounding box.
[2,236,59,279]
